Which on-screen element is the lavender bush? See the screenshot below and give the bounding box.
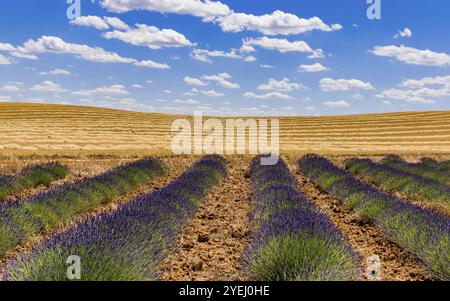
[299,154,450,280]
[344,158,449,206]
[0,158,165,256]
[0,162,68,201]
[244,156,358,281]
[381,155,450,186]
[3,155,227,281]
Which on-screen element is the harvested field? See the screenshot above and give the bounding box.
[1,103,449,155]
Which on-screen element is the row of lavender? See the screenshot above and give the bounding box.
[381,155,450,186]
[344,158,449,207]
[0,158,165,257]
[0,162,68,202]
[3,155,227,280]
[244,157,357,280]
[299,154,449,280]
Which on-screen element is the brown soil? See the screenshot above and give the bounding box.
[0,157,194,278]
[287,160,435,281]
[158,157,252,281]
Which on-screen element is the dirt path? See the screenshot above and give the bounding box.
[287,160,435,281]
[0,157,193,277]
[159,158,252,281]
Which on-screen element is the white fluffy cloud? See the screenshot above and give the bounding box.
[3,36,170,69]
[241,37,323,58]
[103,24,194,49]
[184,76,209,86]
[201,73,240,89]
[10,52,38,60]
[71,84,129,96]
[395,27,412,39]
[103,17,130,30]
[0,43,15,51]
[174,98,199,104]
[0,83,23,92]
[244,91,293,100]
[201,89,225,97]
[183,88,200,96]
[258,78,305,92]
[70,15,131,31]
[299,63,329,72]
[30,81,67,93]
[371,45,450,66]
[191,48,253,63]
[217,10,342,35]
[375,89,436,104]
[324,100,350,108]
[0,54,11,64]
[38,68,71,75]
[376,75,450,104]
[400,75,450,88]
[99,0,231,20]
[260,64,274,68]
[319,78,375,91]
[70,16,110,30]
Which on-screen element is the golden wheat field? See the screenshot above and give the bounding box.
[1,103,449,156]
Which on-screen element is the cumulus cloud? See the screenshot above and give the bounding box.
[201,89,225,97]
[319,78,375,91]
[244,91,293,100]
[10,52,38,60]
[38,68,71,75]
[376,75,450,104]
[371,45,450,66]
[132,84,143,88]
[191,48,254,63]
[260,64,274,68]
[99,0,231,20]
[216,10,343,35]
[184,76,209,86]
[71,84,129,96]
[0,83,23,92]
[174,98,199,104]
[0,54,11,64]
[258,78,305,92]
[103,17,130,30]
[201,73,240,89]
[70,15,131,31]
[395,27,412,39]
[324,100,350,108]
[134,60,170,69]
[29,81,67,93]
[400,75,450,88]
[375,89,437,104]
[241,37,323,58]
[0,43,15,51]
[299,63,329,72]
[183,88,200,96]
[103,24,194,49]
[70,16,110,30]
[1,36,170,69]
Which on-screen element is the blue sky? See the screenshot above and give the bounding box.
[0,0,449,116]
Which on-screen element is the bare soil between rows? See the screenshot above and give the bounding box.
[158,158,253,281]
